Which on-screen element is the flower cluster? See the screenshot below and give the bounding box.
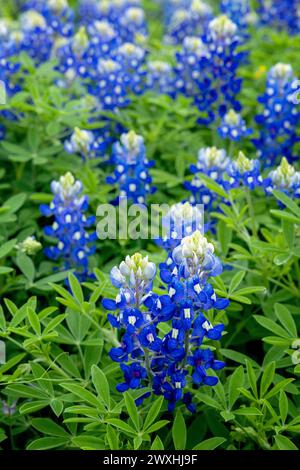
[146,61,174,96]
[78,0,147,43]
[164,0,213,45]
[107,131,155,204]
[220,0,254,32]
[174,15,246,123]
[258,0,300,35]
[40,172,96,280]
[156,201,204,253]
[64,127,110,160]
[228,151,263,190]
[115,42,146,95]
[16,236,42,256]
[264,157,300,201]
[218,109,252,142]
[185,146,230,211]
[253,63,300,168]
[103,230,228,412]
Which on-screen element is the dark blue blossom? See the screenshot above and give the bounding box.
[103,231,228,412]
[228,151,264,190]
[185,146,230,211]
[164,0,213,45]
[107,130,155,204]
[146,60,174,96]
[40,172,96,281]
[218,109,252,142]
[264,157,300,202]
[258,0,300,35]
[253,63,300,168]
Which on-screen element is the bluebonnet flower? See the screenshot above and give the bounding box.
[253,63,300,168]
[185,146,230,210]
[199,15,246,122]
[174,36,209,103]
[86,20,119,57]
[23,0,74,38]
[103,230,228,412]
[64,127,109,160]
[228,151,263,190]
[107,130,155,204]
[115,42,146,95]
[258,0,300,35]
[146,61,174,96]
[156,201,203,253]
[89,58,129,111]
[19,10,54,64]
[218,109,252,142]
[174,15,246,123]
[0,124,6,141]
[56,26,98,85]
[164,0,213,45]
[40,172,96,280]
[118,6,147,43]
[264,157,300,201]
[220,0,254,32]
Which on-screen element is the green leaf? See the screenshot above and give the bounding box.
[274,435,298,450]
[145,420,169,433]
[124,392,140,431]
[274,304,297,337]
[246,360,258,399]
[3,193,27,214]
[27,437,69,450]
[144,396,164,431]
[27,307,41,335]
[91,365,110,408]
[193,437,226,450]
[19,400,49,415]
[217,220,232,256]
[105,419,136,435]
[197,173,228,199]
[271,210,300,224]
[273,190,300,218]
[228,365,244,409]
[260,361,275,398]
[172,411,186,450]
[282,220,294,249]
[233,286,266,296]
[71,435,105,450]
[229,271,245,294]
[43,314,66,335]
[279,391,288,424]
[5,383,47,400]
[106,425,119,450]
[254,315,290,338]
[16,251,35,283]
[151,435,164,450]
[0,239,17,258]
[265,379,294,400]
[50,399,64,417]
[68,272,84,304]
[60,383,100,408]
[220,349,258,367]
[31,418,69,437]
[0,353,25,374]
[234,407,262,416]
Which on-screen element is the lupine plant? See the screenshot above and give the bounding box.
[0,0,299,454]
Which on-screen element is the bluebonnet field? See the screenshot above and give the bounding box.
[0,0,300,452]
